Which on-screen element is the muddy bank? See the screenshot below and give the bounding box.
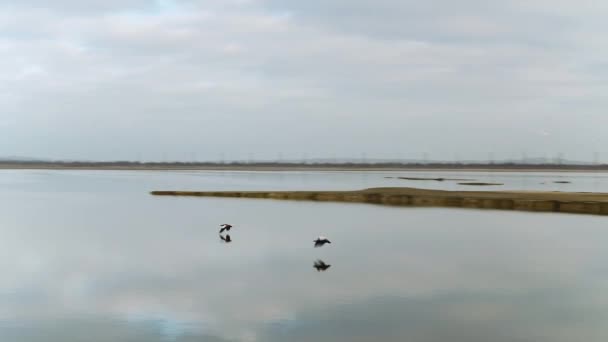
[458,182,504,186]
[386,177,475,181]
[150,187,608,216]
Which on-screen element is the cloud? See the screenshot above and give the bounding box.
[3,0,151,13]
[0,0,607,160]
[0,317,237,342]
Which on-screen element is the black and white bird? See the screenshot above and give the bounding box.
[219,224,233,234]
[219,234,232,243]
[313,259,331,272]
[314,236,331,248]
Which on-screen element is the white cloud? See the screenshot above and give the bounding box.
[0,0,607,161]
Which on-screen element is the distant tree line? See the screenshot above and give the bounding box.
[1,160,607,170]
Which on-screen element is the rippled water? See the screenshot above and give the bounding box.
[1,170,607,342]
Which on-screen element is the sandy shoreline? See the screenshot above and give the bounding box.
[151,187,608,216]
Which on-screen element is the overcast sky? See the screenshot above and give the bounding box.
[1,0,607,162]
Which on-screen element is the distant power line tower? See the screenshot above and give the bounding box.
[594,152,599,165]
[488,152,495,165]
[556,152,564,165]
[422,152,429,164]
[360,152,367,164]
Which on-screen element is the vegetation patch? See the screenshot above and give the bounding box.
[151,187,608,216]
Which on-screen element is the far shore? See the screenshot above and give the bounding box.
[1,162,607,173]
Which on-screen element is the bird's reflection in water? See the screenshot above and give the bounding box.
[219,234,232,243]
[313,259,331,272]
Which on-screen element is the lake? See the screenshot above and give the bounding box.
[0,170,607,342]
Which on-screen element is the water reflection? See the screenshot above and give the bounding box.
[4,169,608,193]
[258,288,608,342]
[1,171,608,341]
[1,287,606,342]
[313,260,331,272]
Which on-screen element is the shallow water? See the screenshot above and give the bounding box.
[1,170,607,342]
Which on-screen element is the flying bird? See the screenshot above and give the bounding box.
[314,236,331,248]
[219,224,233,233]
[313,260,331,272]
[219,234,232,243]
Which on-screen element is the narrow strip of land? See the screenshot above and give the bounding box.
[386,177,476,181]
[150,187,608,216]
[2,162,608,172]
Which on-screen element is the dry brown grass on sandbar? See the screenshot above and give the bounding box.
[151,187,608,216]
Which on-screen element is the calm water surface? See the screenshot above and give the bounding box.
[0,170,607,342]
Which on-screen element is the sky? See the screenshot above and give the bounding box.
[1,0,607,162]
